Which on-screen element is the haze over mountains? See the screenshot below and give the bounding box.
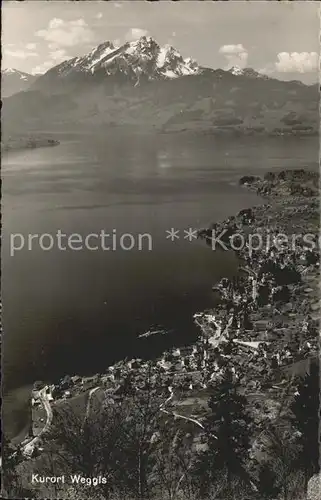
[1,68,38,97]
[2,36,319,136]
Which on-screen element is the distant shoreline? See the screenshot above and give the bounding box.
[2,136,60,153]
[3,124,318,141]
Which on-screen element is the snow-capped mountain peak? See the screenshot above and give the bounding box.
[157,44,181,66]
[228,65,270,80]
[229,65,244,76]
[2,67,30,80]
[3,67,16,74]
[123,36,160,67]
[60,41,117,74]
[87,41,116,70]
[40,36,202,85]
[155,43,199,78]
[125,36,158,55]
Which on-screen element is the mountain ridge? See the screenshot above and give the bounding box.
[3,36,319,136]
[32,36,202,91]
[1,68,38,97]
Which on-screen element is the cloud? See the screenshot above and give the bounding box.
[26,43,37,50]
[4,49,38,58]
[260,52,319,77]
[219,43,248,69]
[114,2,123,8]
[31,61,54,75]
[31,51,70,75]
[48,43,59,50]
[258,64,275,76]
[219,44,246,55]
[95,12,103,19]
[48,18,65,29]
[70,19,87,27]
[49,49,69,62]
[125,28,149,42]
[36,17,94,48]
[275,52,318,73]
[30,46,71,75]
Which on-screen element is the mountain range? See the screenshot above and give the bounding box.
[1,68,38,97]
[35,36,201,90]
[2,36,319,137]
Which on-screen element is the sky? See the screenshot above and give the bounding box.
[2,1,320,84]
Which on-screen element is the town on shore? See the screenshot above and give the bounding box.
[4,168,320,500]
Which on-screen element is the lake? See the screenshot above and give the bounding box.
[2,133,318,398]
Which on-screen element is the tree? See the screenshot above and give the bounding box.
[112,389,161,499]
[260,423,302,500]
[152,420,196,500]
[1,434,36,498]
[36,402,126,499]
[36,364,165,499]
[290,359,320,486]
[256,462,280,499]
[193,369,255,497]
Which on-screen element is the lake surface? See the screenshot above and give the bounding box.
[2,133,318,398]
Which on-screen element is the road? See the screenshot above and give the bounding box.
[22,386,53,457]
[159,389,209,433]
[82,386,100,430]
